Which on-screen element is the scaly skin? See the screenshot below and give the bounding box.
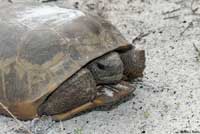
[120,47,146,79]
[38,68,96,116]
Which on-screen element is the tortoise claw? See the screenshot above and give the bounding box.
[52,81,135,121]
[96,81,135,106]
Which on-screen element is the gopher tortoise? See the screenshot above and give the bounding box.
[0,3,145,121]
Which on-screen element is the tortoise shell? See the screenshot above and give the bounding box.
[0,3,130,119]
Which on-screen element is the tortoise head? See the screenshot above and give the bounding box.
[87,52,124,85]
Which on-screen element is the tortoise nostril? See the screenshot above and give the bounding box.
[97,63,106,70]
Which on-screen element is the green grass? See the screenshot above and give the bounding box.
[74,128,83,134]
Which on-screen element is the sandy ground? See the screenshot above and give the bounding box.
[0,0,200,134]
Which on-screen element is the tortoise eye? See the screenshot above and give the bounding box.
[97,63,105,70]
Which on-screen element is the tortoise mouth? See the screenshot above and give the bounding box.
[96,74,123,85]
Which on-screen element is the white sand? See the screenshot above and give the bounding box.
[0,0,200,134]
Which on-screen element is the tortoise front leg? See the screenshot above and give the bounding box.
[119,47,145,79]
[52,81,135,121]
[37,69,97,117]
